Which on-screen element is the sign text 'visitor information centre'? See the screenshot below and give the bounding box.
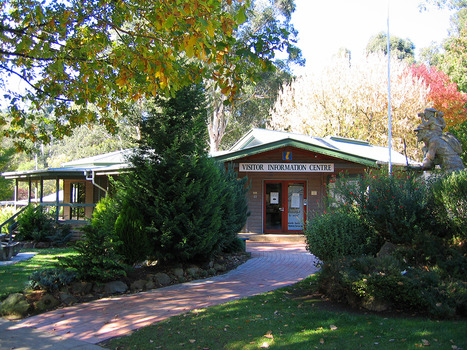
[239,163,334,172]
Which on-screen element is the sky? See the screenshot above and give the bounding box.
[291,0,453,74]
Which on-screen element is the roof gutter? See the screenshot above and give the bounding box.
[84,169,108,195]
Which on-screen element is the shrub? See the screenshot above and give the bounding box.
[327,169,432,244]
[318,256,465,318]
[218,164,250,252]
[431,170,467,240]
[28,268,77,292]
[140,156,225,262]
[118,85,247,263]
[16,205,55,242]
[90,195,120,236]
[396,231,467,281]
[222,237,245,254]
[114,203,151,265]
[312,169,467,318]
[59,225,127,282]
[305,211,379,263]
[46,224,73,247]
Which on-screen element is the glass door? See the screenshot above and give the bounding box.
[264,181,306,233]
[265,183,283,232]
[287,183,305,231]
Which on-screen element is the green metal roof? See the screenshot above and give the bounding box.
[212,128,414,167]
[213,138,377,167]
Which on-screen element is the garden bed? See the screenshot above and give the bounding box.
[0,250,250,319]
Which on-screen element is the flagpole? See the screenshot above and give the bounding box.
[387,0,392,175]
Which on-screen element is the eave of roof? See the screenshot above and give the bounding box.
[2,167,88,180]
[1,163,132,181]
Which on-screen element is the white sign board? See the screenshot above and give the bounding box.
[239,163,334,172]
[270,192,279,204]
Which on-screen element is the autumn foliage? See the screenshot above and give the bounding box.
[0,0,269,148]
[269,55,430,161]
[409,64,467,127]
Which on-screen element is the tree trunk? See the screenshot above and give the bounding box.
[208,95,229,153]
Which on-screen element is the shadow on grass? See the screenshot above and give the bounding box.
[102,276,467,350]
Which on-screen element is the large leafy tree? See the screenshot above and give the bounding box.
[420,0,467,92]
[207,0,304,152]
[0,0,270,148]
[441,25,467,92]
[409,63,467,127]
[269,54,430,161]
[366,32,415,62]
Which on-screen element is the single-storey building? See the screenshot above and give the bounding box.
[2,129,414,233]
[212,128,414,234]
[1,149,131,222]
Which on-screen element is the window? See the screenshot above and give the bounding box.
[70,182,85,219]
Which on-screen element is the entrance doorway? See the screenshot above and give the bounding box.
[264,181,306,233]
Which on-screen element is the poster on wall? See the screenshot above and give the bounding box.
[270,192,279,204]
[291,193,300,209]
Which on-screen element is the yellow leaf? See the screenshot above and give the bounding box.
[159,76,167,90]
[116,76,127,87]
[207,23,215,37]
[155,70,164,80]
[185,36,198,58]
[147,83,155,95]
[185,44,194,58]
[200,43,206,61]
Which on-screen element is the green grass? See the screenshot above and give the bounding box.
[0,247,77,299]
[103,275,467,350]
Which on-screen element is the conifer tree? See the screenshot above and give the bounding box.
[122,85,225,262]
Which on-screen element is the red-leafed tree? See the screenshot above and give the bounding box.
[409,64,467,127]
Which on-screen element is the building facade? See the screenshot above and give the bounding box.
[213,129,412,234]
[2,129,413,233]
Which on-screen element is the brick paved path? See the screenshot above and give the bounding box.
[8,241,318,345]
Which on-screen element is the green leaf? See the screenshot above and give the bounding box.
[235,7,247,24]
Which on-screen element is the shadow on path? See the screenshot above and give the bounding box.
[5,241,318,347]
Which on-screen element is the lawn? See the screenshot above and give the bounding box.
[0,248,77,300]
[102,275,467,350]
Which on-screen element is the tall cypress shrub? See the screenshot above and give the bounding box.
[218,164,250,251]
[114,203,151,265]
[121,85,225,262]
